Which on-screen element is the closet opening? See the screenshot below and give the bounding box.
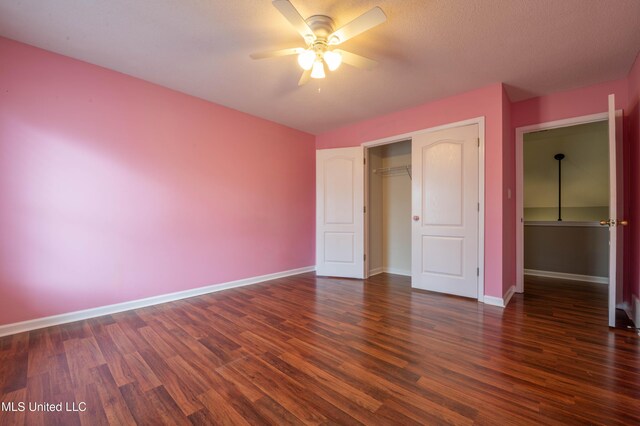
[366,140,412,279]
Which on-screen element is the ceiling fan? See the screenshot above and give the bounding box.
[250,0,387,86]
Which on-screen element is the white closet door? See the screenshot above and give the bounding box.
[316,147,365,278]
[605,94,625,327]
[411,124,479,298]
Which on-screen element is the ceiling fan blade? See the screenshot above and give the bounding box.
[298,69,311,86]
[272,0,315,42]
[250,47,304,60]
[328,7,386,45]
[335,50,378,70]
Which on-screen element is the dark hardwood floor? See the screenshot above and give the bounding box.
[1,273,638,425]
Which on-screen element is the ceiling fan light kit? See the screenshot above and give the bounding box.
[297,49,315,70]
[323,50,342,71]
[250,0,387,86]
[311,60,325,79]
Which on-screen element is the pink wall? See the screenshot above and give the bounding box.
[0,37,316,326]
[511,78,628,129]
[316,83,510,298]
[2,34,638,325]
[628,53,640,308]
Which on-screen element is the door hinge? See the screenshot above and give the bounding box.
[477,202,480,212]
[477,138,480,147]
[477,267,479,276]
[363,157,366,165]
[363,206,366,214]
[364,254,367,261]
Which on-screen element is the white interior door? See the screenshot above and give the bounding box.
[316,147,365,278]
[411,124,479,298]
[606,94,625,327]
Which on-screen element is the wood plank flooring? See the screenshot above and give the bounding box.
[1,273,639,425]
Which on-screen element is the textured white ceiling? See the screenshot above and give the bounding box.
[1,0,639,134]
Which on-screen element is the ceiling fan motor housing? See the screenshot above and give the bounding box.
[305,15,335,43]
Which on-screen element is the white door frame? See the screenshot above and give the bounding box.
[361,117,485,302]
[515,111,611,294]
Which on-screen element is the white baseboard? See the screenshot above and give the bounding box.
[619,297,640,329]
[368,267,384,276]
[383,267,411,277]
[617,301,630,312]
[483,285,515,308]
[368,267,411,277]
[524,269,608,284]
[503,285,516,306]
[0,266,316,338]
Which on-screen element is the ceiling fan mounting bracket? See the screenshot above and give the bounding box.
[305,15,335,41]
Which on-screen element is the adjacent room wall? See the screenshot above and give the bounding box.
[510,79,628,129]
[523,121,609,222]
[524,224,609,278]
[523,122,610,280]
[0,37,316,326]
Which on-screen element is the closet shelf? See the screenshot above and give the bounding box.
[373,165,412,179]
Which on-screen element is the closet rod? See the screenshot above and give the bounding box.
[373,165,411,174]
[373,164,412,179]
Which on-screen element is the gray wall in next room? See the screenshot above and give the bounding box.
[524,225,608,278]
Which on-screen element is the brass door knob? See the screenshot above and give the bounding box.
[618,220,629,226]
[599,219,612,226]
[413,215,420,221]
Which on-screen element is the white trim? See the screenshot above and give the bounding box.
[361,117,485,148]
[618,301,630,313]
[482,296,504,307]
[478,117,486,303]
[515,112,608,294]
[361,116,485,302]
[483,286,515,308]
[607,96,617,328]
[634,295,640,328]
[524,269,608,284]
[368,267,412,277]
[364,147,370,279]
[0,266,316,338]
[503,285,516,307]
[384,267,411,277]
[369,267,384,276]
